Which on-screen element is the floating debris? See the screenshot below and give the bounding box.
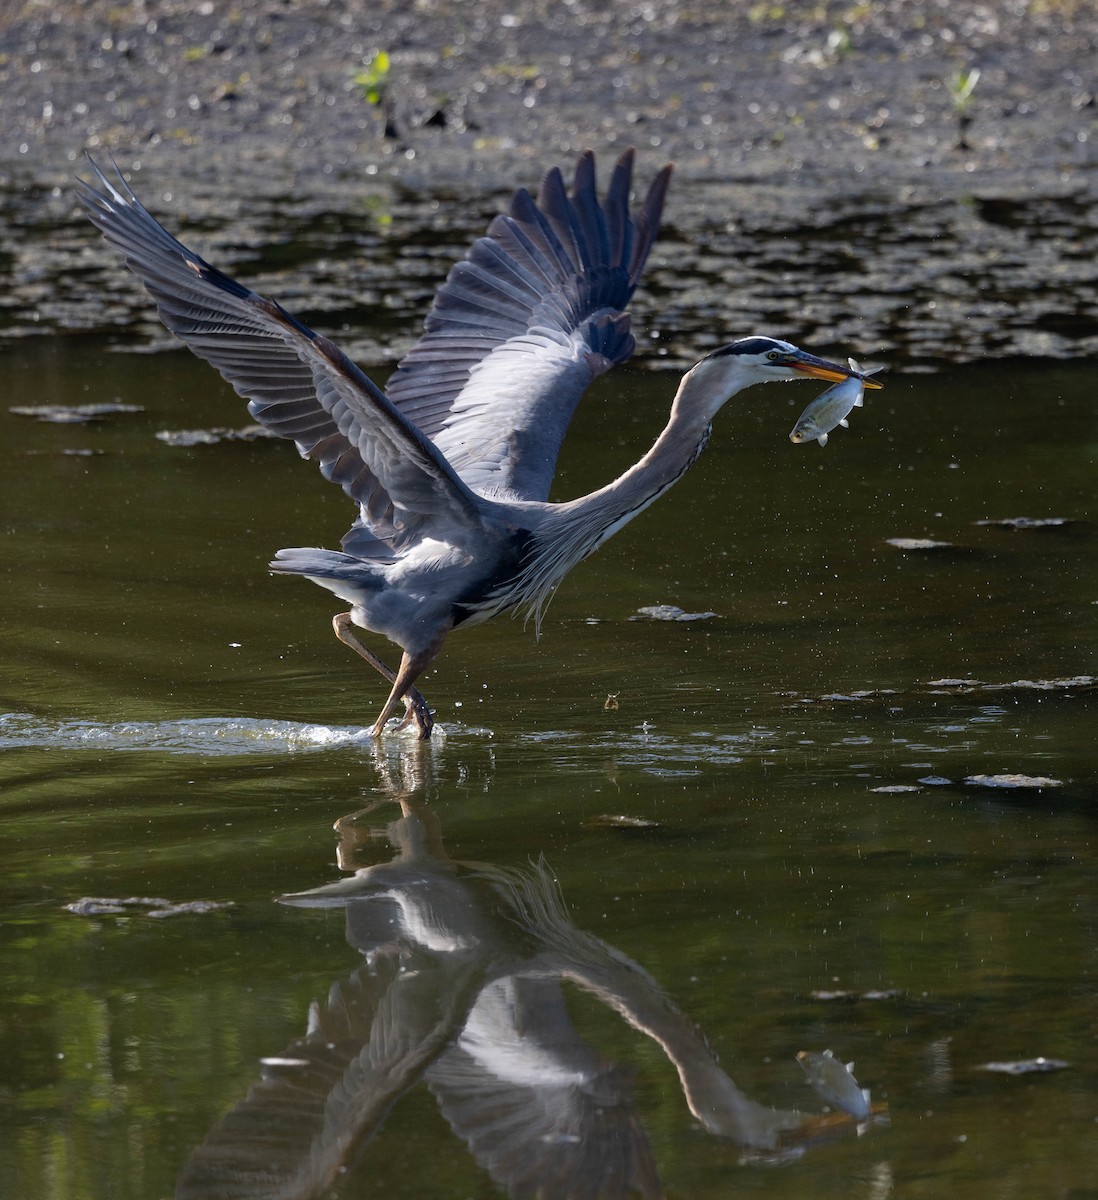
[65,896,170,915]
[871,784,921,793]
[156,429,221,447]
[632,604,718,622]
[582,813,660,830]
[809,988,901,1002]
[917,775,954,786]
[885,537,957,551]
[976,1057,1070,1075]
[964,773,1064,790]
[155,424,279,447]
[974,517,1073,530]
[146,900,236,918]
[797,1050,872,1121]
[10,402,144,423]
[65,896,234,917]
[816,688,900,702]
[927,676,1095,694]
[985,675,1096,693]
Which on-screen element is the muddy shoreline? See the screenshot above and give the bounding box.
[1,0,1096,366]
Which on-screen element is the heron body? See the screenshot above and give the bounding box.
[78,150,881,738]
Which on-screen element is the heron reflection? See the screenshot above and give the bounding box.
[176,748,883,1199]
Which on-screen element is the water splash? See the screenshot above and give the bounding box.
[0,712,414,756]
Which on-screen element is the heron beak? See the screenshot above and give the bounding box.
[787,352,884,389]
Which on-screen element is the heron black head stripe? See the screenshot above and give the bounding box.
[707,337,784,359]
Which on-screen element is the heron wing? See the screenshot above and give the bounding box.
[426,977,662,1200]
[385,150,672,502]
[77,158,485,550]
[176,953,480,1200]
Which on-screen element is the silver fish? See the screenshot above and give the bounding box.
[797,1048,872,1120]
[790,359,879,447]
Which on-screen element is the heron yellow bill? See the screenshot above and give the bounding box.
[786,352,884,389]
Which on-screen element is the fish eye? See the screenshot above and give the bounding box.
[766,350,781,361]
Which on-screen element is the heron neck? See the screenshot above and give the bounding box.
[548,946,804,1146]
[565,362,744,541]
[496,366,748,635]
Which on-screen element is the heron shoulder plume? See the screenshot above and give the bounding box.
[78,148,876,738]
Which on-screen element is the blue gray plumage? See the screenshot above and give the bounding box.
[78,150,879,738]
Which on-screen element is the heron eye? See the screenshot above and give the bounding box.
[766,350,781,361]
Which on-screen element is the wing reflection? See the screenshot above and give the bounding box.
[177,744,882,1200]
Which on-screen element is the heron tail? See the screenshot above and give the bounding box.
[269,547,389,608]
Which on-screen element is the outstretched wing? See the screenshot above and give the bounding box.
[76,158,485,550]
[385,150,672,502]
[426,977,662,1200]
[176,954,473,1200]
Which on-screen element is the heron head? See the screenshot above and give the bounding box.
[704,336,884,388]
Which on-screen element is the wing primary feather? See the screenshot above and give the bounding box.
[536,165,586,273]
[569,150,611,269]
[509,185,578,281]
[602,148,635,268]
[467,237,546,298]
[628,163,672,286]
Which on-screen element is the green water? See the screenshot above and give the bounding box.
[1,338,1096,1199]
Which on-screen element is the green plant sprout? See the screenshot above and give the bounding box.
[354,51,391,107]
[946,66,981,115]
[946,66,981,150]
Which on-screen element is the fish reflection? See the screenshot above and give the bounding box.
[176,746,882,1199]
[796,1050,872,1122]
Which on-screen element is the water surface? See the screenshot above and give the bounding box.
[1,334,1095,1198]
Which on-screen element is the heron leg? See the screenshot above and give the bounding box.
[368,647,439,740]
[332,613,433,738]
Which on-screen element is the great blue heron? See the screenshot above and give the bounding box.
[78,150,881,739]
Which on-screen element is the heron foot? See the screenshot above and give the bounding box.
[367,686,433,739]
[393,693,434,739]
[370,692,433,739]
[372,700,436,734]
